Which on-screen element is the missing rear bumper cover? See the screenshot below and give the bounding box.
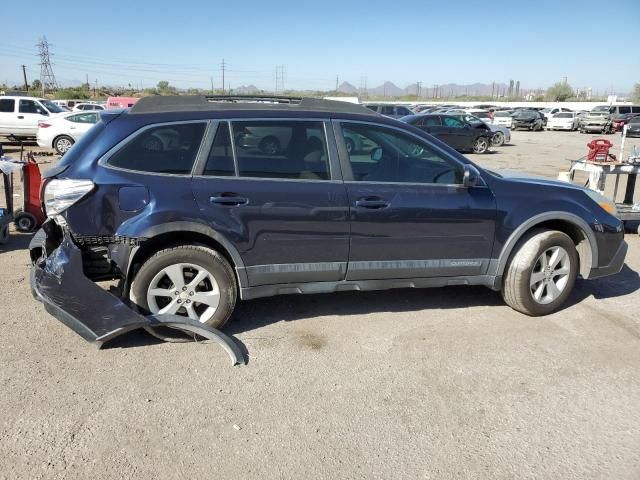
[29,230,243,365]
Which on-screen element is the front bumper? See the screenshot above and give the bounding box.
[30,227,243,364]
[587,239,628,279]
[582,124,608,131]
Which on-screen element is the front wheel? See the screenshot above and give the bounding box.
[502,230,578,316]
[491,131,505,147]
[472,137,489,154]
[14,211,37,232]
[130,245,237,329]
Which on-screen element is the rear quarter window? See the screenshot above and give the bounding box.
[106,122,206,175]
[0,99,15,112]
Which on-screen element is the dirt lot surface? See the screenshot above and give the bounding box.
[1,131,639,479]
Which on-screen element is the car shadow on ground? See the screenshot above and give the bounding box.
[104,263,640,356]
[227,263,640,336]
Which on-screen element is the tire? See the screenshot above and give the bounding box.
[54,135,74,155]
[0,224,8,245]
[345,137,355,154]
[502,229,578,316]
[130,245,237,329]
[14,211,37,232]
[491,131,505,147]
[259,136,280,155]
[472,136,489,154]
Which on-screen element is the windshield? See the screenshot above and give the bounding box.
[513,111,536,119]
[39,99,64,113]
[494,111,512,117]
[541,108,552,113]
[592,106,609,112]
[555,113,572,118]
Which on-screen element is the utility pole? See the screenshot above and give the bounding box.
[221,59,226,95]
[210,76,214,94]
[491,81,495,99]
[335,75,339,93]
[94,79,97,98]
[36,36,58,95]
[21,65,28,92]
[416,81,422,99]
[274,65,285,94]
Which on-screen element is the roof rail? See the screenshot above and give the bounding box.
[204,95,303,104]
[129,95,372,115]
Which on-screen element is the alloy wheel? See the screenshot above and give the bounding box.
[529,246,571,304]
[146,262,220,322]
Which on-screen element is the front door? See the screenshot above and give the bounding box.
[16,99,48,136]
[335,121,496,281]
[192,119,350,287]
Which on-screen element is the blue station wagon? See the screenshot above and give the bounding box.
[30,96,627,345]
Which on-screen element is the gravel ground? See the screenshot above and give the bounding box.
[1,130,639,479]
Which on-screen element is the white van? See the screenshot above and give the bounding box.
[0,96,66,139]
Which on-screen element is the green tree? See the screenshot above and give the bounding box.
[54,88,91,100]
[633,82,640,103]
[31,79,42,92]
[156,80,176,95]
[546,82,574,101]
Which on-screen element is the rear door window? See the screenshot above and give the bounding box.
[232,120,330,180]
[618,106,631,115]
[107,122,206,174]
[631,106,640,114]
[0,99,15,112]
[423,116,442,126]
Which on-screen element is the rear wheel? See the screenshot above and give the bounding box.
[472,136,489,154]
[54,135,74,155]
[14,211,37,232]
[259,136,280,155]
[502,230,578,316]
[130,245,237,329]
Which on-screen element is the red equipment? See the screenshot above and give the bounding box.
[586,138,617,164]
[14,153,46,232]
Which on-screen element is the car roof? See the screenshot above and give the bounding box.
[130,95,376,116]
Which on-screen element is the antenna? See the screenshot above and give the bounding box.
[36,36,58,95]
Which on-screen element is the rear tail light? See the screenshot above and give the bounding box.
[43,179,95,217]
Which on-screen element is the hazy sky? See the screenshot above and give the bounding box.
[1,0,639,93]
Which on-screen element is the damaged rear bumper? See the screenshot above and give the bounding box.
[29,225,243,365]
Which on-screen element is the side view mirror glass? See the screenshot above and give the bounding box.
[463,164,481,188]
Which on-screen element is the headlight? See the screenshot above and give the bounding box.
[584,190,618,217]
[44,179,95,217]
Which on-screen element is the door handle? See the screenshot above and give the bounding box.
[17,115,24,119]
[355,197,389,209]
[209,193,248,206]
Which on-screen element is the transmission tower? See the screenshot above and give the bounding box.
[274,65,285,94]
[36,36,58,94]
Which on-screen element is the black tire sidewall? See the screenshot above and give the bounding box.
[130,246,237,329]
[513,232,578,315]
[55,136,74,155]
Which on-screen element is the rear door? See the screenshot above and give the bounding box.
[66,112,99,140]
[191,119,350,287]
[334,121,496,280]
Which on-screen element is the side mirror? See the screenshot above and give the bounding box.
[463,164,481,188]
[370,147,383,162]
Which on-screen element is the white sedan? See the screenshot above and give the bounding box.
[546,112,579,131]
[492,110,513,128]
[36,111,100,154]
